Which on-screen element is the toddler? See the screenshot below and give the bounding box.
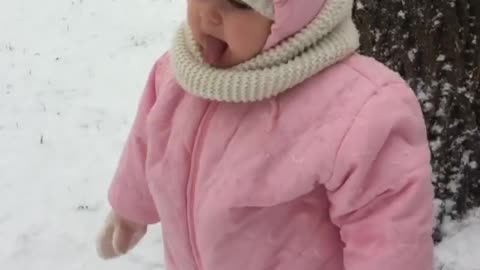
[97,0,434,269]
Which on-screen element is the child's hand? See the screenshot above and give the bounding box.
[96,211,147,259]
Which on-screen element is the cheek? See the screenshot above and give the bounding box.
[226,18,271,58]
[187,5,202,43]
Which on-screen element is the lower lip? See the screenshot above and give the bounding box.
[202,47,229,67]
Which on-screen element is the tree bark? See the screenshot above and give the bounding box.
[353,0,480,242]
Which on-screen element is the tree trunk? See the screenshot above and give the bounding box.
[353,0,480,242]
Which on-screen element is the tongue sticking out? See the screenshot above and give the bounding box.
[202,36,228,66]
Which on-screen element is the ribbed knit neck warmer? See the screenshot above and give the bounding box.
[171,0,360,103]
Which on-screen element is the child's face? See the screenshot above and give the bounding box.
[188,0,273,68]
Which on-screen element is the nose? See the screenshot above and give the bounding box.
[199,1,223,26]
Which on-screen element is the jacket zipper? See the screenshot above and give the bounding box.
[186,102,216,270]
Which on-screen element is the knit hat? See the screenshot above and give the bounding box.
[242,0,275,19]
[243,0,328,48]
[171,0,359,103]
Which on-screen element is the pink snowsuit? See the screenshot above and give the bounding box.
[108,1,434,270]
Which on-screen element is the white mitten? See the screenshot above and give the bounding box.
[96,211,147,259]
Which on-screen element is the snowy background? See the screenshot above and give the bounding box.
[1,0,479,269]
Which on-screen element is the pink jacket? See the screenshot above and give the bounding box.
[108,52,434,270]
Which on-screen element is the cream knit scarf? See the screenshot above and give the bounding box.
[171,0,360,103]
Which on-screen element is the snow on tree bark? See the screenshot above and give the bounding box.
[353,0,480,241]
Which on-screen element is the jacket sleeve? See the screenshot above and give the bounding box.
[107,61,160,225]
[324,82,434,270]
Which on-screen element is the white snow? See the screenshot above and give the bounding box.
[1,1,480,270]
[436,209,480,270]
[437,54,446,61]
[356,1,365,10]
[443,63,454,71]
[408,48,417,62]
[1,0,184,269]
[469,161,478,169]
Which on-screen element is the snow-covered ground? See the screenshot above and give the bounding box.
[1,0,479,269]
[435,209,480,270]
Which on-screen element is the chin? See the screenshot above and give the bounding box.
[212,54,240,69]
[219,53,249,68]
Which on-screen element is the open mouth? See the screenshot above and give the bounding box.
[201,35,228,66]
